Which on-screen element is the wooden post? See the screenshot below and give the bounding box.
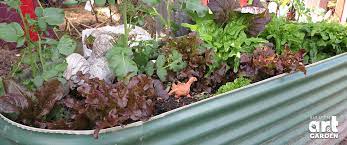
[336,0,346,23]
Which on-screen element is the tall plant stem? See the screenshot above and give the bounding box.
[38,36,44,70]
[122,0,129,47]
[37,0,45,70]
[89,0,99,23]
[17,7,39,76]
[166,0,171,29]
[17,9,31,46]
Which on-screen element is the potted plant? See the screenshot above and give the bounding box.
[1,0,347,145]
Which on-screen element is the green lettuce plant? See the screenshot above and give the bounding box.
[183,14,267,73]
[216,77,251,95]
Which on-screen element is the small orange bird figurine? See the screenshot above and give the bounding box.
[169,77,198,98]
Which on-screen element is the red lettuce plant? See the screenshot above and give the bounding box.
[0,72,169,138]
[0,79,65,125]
[239,45,306,81]
[65,72,168,138]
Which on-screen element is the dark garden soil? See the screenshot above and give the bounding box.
[340,137,347,145]
[0,48,20,77]
[155,96,199,115]
[62,5,119,40]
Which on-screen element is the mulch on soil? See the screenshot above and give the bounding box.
[0,48,20,77]
[155,96,199,115]
[340,138,347,145]
[62,5,120,39]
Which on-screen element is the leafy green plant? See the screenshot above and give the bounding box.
[0,22,25,47]
[107,0,188,81]
[142,0,208,32]
[0,0,69,90]
[123,1,155,27]
[183,0,209,17]
[106,0,139,81]
[132,40,159,74]
[302,22,347,62]
[24,35,76,89]
[143,0,174,30]
[155,50,186,81]
[183,14,267,72]
[35,7,65,27]
[216,77,251,95]
[260,17,305,52]
[261,17,347,63]
[106,45,138,80]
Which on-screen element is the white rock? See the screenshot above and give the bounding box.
[64,53,90,80]
[91,33,115,58]
[88,56,114,83]
[66,25,151,84]
[82,25,152,58]
[64,53,114,84]
[84,0,94,12]
[268,2,278,14]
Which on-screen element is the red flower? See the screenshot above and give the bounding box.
[19,0,38,41]
[201,0,209,6]
[240,0,248,7]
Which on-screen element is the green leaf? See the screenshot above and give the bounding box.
[134,53,149,67]
[43,8,65,26]
[185,0,209,17]
[16,37,25,47]
[181,23,198,31]
[4,0,21,9]
[54,63,68,72]
[42,69,59,81]
[25,14,37,25]
[156,55,166,67]
[0,22,24,43]
[43,38,59,46]
[106,46,138,79]
[156,67,167,81]
[168,50,186,72]
[38,17,47,31]
[57,35,76,56]
[155,55,167,81]
[49,47,60,61]
[321,32,329,40]
[35,7,44,17]
[145,61,155,76]
[142,0,160,5]
[22,51,39,65]
[216,77,251,95]
[33,75,44,88]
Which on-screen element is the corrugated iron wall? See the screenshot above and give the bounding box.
[1,53,347,145]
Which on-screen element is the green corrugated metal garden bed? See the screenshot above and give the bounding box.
[1,52,347,145]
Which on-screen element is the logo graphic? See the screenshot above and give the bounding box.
[309,116,338,139]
